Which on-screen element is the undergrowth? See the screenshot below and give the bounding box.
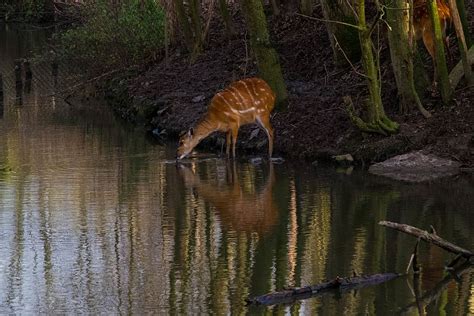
[56,0,165,74]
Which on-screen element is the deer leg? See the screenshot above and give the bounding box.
[257,115,274,158]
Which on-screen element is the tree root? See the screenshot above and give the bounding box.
[344,96,399,135]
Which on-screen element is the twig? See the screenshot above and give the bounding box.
[406,238,420,274]
[333,35,368,79]
[295,13,362,30]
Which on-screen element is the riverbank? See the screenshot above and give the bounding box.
[104,5,474,167]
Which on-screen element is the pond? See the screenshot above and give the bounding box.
[0,24,473,315]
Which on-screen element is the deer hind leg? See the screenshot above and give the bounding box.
[257,115,274,158]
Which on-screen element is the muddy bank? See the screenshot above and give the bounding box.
[104,6,474,168]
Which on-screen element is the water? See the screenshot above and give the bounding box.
[0,24,473,315]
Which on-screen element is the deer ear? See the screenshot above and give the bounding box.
[188,128,194,136]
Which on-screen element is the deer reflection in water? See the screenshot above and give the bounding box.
[178,162,278,235]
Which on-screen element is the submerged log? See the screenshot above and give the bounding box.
[247,273,401,306]
[400,262,473,314]
[379,221,473,260]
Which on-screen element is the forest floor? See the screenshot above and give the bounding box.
[111,4,474,167]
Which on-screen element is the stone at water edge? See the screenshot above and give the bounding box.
[332,154,354,164]
[270,157,285,164]
[368,151,461,182]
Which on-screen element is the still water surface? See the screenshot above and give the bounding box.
[0,24,473,315]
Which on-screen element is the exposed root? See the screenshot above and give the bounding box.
[345,96,399,135]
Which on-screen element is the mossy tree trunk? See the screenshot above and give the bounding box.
[427,0,453,104]
[456,0,471,48]
[386,0,431,117]
[347,0,399,135]
[241,0,289,109]
[320,0,361,66]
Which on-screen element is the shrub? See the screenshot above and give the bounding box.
[57,0,165,73]
[0,0,46,22]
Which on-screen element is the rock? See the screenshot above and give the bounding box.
[250,157,263,165]
[151,128,167,142]
[369,151,461,182]
[270,157,285,164]
[332,154,354,164]
[192,95,206,103]
[249,128,260,141]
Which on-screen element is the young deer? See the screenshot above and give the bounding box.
[413,0,451,81]
[176,78,275,160]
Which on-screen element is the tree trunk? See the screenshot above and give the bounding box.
[270,0,281,16]
[456,0,471,48]
[174,0,195,51]
[427,0,453,104]
[280,0,299,13]
[43,0,55,22]
[320,0,361,66]
[386,0,430,117]
[346,0,399,135]
[189,0,203,55]
[447,0,473,86]
[218,0,235,37]
[241,0,288,109]
[300,0,312,15]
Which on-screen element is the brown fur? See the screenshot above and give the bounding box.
[177,78,276,159]
[413,0,451,60]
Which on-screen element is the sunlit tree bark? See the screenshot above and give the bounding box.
[386,0,431,117]
[427,0,452,104]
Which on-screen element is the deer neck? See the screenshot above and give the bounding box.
[194,117,219,142]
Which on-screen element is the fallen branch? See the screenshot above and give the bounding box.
[379,221,473,260]
[246,273,401,306]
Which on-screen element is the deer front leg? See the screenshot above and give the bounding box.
[257,115,274,158]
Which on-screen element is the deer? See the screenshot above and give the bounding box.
[413,0,452,84]
[176,77,275,160]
